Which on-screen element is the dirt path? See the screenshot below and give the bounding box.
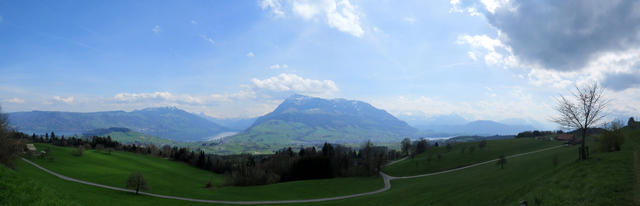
[21,145,564,205]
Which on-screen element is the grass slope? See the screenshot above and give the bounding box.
[300,144,578,206]
[22,143,382,201]
[384,138,560,176]
[0,164,80,206]
[515,126,640,206]
[8,128,637,206]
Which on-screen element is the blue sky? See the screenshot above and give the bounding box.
[1,0,639,129]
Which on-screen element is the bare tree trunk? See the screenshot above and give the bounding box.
[580,128,587,160]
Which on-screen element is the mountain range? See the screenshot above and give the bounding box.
[414,120,536,136]
[7,94,539,152]
[224,94,417,148]
[8,107,229,141]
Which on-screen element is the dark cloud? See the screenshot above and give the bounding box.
[478,0,640,71]
[602,70,640,91]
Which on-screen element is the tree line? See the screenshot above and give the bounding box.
[15,129,400,187]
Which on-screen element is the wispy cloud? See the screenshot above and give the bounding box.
[246,52,255,57]
[403,17,416,24]
[4,98,24,104]
[152,25,161,33]
[260,0,285,17]
[190,20,198,24]
[200,35,215,45]
[268,64,288,69]
[53,96,74,104]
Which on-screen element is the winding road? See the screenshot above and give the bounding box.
[21,144,565,205]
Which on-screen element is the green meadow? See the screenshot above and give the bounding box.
[384,138,560,176]
[2,128,638,206]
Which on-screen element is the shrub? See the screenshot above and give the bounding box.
[0,109,20,168]
[72,146,84,157]
[597,121,624,152]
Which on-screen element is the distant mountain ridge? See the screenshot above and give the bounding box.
[415,120,536,136]
[8,107,229,141]
[226,94,417,148]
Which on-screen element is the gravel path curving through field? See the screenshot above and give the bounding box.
[21,144,565,205]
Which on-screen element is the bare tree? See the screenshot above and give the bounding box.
[126,172,149,194]
[552,82,607,160]
[496,154,506,169]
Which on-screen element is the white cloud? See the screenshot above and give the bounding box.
[456,34,516,67]
[191,20,198,24]
[264,0,365,37]
[268,64,288,69]
[113,90,258,105]
[480,0,512,14]
[246,52,255,57]
[114,92,174,102]
[451,0,514,15]
[403,17,416,24]
[467,52,478,61]
[251,73,339,97]
[152,25,161,33]
[293,1,321,19]
[209,89,257,102]
[260,0,285,17]
[324,0,364,37]
[200,35,215,45]
[4,98,24,104]
[606,87,640,117]
[53,96,74,104]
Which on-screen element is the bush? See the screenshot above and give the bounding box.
[0,108,20,168]
[597,121,624,152]
[71,146,84,157]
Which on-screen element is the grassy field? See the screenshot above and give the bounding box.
[0,163,81,206]
[384,138,561,176]
[515,127,640,206]
[23,143,382,201]
[6,128,637,206]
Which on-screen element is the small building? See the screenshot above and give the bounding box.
[26,144,37,152]
[556,134,574,141]
[556,134,582,145]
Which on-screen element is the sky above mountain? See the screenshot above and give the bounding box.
[1,0,639,127]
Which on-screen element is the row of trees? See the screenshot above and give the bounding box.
[401,138,435,157]
[516,130,563,138]
[222,141,394,186]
